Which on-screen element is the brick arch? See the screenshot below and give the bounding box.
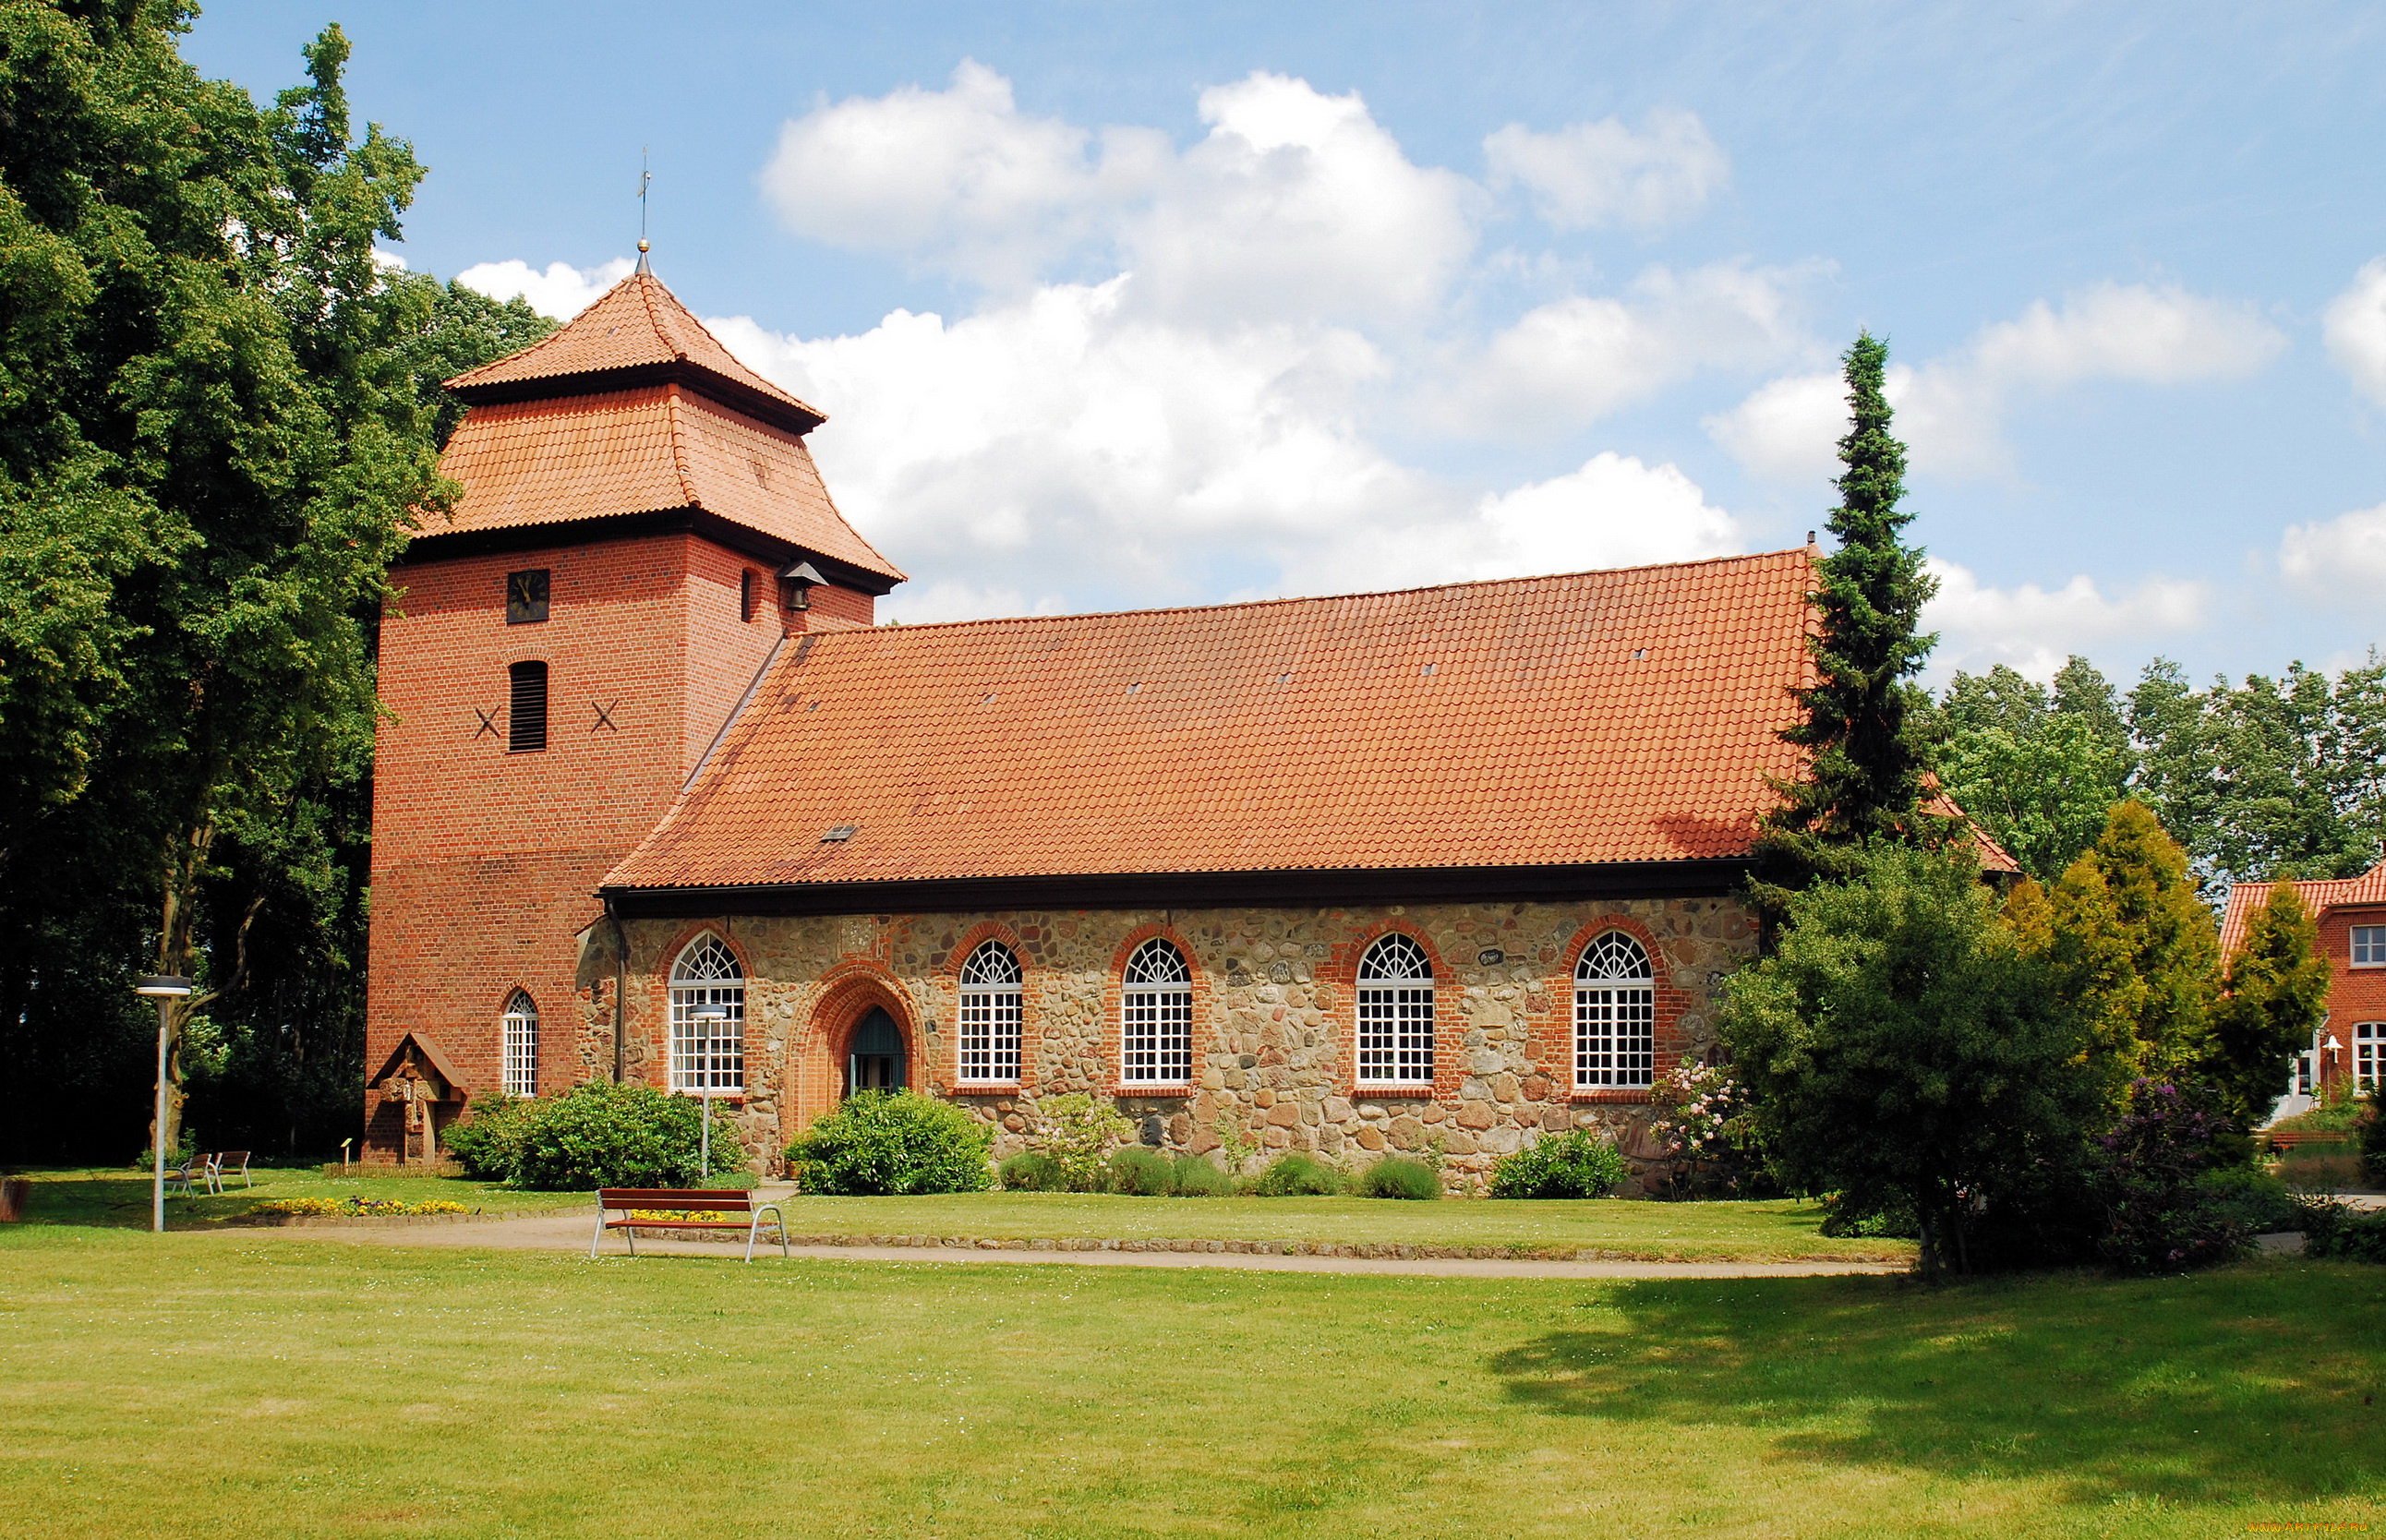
[1324,918,1459,1100]
[791,962,922,1128]
[1556,914,1683,1104]
[1103,922,1211,1098]
[940,921,1033,1091]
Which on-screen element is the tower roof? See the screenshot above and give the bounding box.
[446,271,827,436]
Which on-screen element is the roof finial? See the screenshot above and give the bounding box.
[636,147,653,273]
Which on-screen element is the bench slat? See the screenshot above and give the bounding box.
[599,1188,753,1200]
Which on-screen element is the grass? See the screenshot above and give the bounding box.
[1,1225,2381,1537]
[9,1165,586,1228]
[749,1190,1910,1261]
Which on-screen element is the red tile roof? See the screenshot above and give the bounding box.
[446,271,825,434]
[426,384,903,583]
[2221,860,2386,956]
[605,549,1825,893]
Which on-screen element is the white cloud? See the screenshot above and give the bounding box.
[1467,453,1742,577]
[2323,259,2386,407]
[1712,282,2286,482]
[1922,557,2211,680]
[2278,501,2386,604]
[455,258,636,320]
[1443,259,1817,437]
[1483,109,1728,232]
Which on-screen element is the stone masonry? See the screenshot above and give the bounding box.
[588,895,1756,1191]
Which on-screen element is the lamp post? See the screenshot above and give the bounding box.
[134,975,195,1233]
[690,1002,729,1180]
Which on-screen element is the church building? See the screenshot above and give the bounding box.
[363,265,1828,1186]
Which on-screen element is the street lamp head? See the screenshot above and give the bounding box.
[134,975,194,998]
[690,1003,729,1023]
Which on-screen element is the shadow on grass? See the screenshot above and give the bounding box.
[1489,1264,2386,1506]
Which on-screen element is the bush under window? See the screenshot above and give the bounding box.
[1251,1151,1344,1196]
[784,1090,992,1196]
[1488,1130,1629,1198]
[1357,1155,1441,1199]
[510,1081,741,1190]
[1169,1154,1232,1196]
[997,1150,1065,1191]
[1107,1146,1175,1196]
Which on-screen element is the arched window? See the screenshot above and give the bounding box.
[1356,934,1434,1085]
[958,941,1023,1084]
[1575,932,1656,1089]
[501,990,539,1098]
[1121,939,1192,1085]
[669,933,745,1094]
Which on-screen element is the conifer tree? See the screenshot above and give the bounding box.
[2210,883,2332,1127]
[1751,332,1948,920]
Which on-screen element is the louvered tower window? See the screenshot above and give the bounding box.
[958,941,1023,1084]
[508,661,548,752]
[1356,935,1435,1084]
[1574,932,1656,1089]
[500,991,539,1098]
[1121,939,1192,1084]
[669,934,744,1093]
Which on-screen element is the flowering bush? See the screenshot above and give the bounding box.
[1647,1061,1764,1197]
[250,1197,472,1217]
[1031,1094,1134,1192]
[2093,1079,2256,1272]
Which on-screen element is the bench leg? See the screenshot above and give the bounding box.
[590,1206,608,1259]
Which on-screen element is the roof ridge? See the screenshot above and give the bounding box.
[859,547,1814,637]
[662,385,699,507]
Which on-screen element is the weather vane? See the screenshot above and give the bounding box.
[636,148,652,270]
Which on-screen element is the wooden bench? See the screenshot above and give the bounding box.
[590,1188,789,1261]
[2267,1129,2355,1151]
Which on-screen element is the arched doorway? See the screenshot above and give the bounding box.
[845,1006,907,1097]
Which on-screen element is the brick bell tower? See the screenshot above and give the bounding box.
[361,260,903,1161]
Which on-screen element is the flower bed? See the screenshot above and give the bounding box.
[250,1197,475,1218]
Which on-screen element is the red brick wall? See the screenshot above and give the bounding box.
[2319,902,2386,1092]
[363,529,867,1158]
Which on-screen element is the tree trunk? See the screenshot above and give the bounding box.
[151,819,217,1158]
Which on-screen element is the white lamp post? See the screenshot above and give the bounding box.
[134,974,195,1233]
[691,1002,729,1180]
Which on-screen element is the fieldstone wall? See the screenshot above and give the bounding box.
[597,896,1756,1192]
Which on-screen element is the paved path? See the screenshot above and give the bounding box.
[231,1209,1910,1281]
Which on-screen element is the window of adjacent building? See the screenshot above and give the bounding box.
[669,933,745,1094]
[1356,934,1434,1085]
[505,568,549,624]
[501,991,539,1098]
[2296,1050,2314,1097]
[2353,925,2386,966]
[1121,938,1192,1084]
[507,661,548,752]
[958,940,1022,1084]
[2359,1023,2383,1094]
[741,569,759,622]
[1574,932,1656,1089]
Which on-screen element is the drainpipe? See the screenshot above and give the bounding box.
[606,893,630,1084]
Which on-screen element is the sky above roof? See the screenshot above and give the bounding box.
[186,2,2386,687]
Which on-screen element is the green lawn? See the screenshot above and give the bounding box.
[749,1190,1910,1261]
[10,1166,586,1227]
[0,1227,2380,1538]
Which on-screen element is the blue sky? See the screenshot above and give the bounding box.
[187,2,2386,687]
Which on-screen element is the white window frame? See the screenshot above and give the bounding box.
[1356,934,1435,1086]
[1574,931,1656,1089]
[2352,925,2386,968]
[958,941,1023,1085]
[669,933,746,1094]
[2358,1023,2384,1095]
[500,990,539,1098]
[1121,939,1193,1086]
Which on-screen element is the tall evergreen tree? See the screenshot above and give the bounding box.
[1751,331,1948,920]
[2210,883,2332,1127]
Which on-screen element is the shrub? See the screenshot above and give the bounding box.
[1357,1156,1441,1200]
[1489,1130,1630,1198]
[2300,1199,2386,1262]
[2197,1163,2300,1236]
[1107,1146,1176,1196]
[1168,1154,1232,1197]
[2361,1102,2386,1185]
[997,1150,1065,1191]
[2093,1080,2255,1273]
[1034,1094,1134,1192]
[1251,1151,1344,1196]
[784,1090,992,1196]
[511,1082,741,1190]
[442,1094,536,1181]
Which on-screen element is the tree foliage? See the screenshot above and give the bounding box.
[1752,332,1948,919]
[2209,883,2332,1128]
[0,6,548,1162]
[1720,846,2098,1273]
[1928,658,2134,881]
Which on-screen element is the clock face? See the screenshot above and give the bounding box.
[505,569,549,625]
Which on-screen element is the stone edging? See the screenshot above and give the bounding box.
[609,1228,1908,1265]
